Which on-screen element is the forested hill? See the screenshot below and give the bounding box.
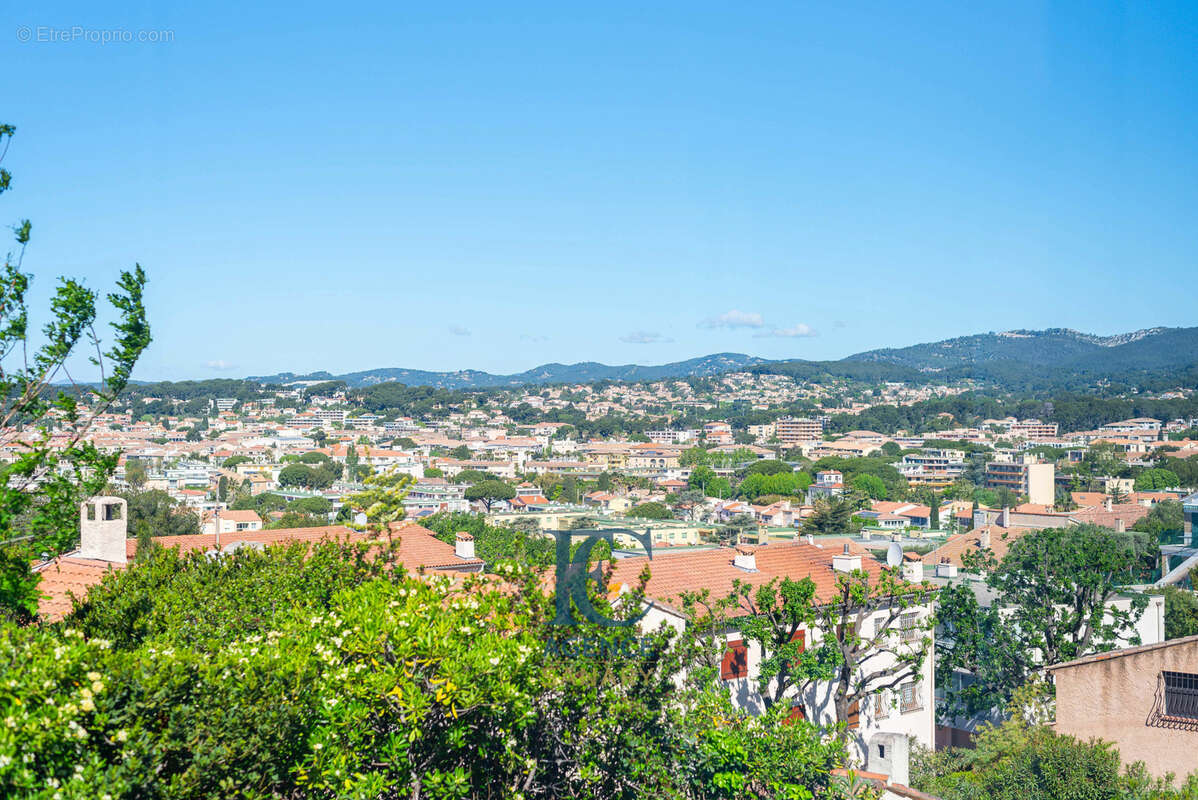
[751,326,1198,392]
[250,353,770,389]
[843,327,1195,371]
[240,326,1197,392]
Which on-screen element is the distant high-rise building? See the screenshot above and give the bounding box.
[775,417,822,445]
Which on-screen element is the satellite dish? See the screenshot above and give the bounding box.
[886,542,903,568]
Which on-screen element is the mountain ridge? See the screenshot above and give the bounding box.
[248,326,1198,389]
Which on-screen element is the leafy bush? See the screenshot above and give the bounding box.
[912,720,1198,800]
[421,511,556,567]
[1161,586,1198,640]
[628,501,673,520]
[0,541,864,799]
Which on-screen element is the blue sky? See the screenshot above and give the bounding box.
[4,1,1196,381]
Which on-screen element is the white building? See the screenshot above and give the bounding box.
[607,542,936,760]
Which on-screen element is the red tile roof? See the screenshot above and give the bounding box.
[35,522,482,621]
[606,540,890,616]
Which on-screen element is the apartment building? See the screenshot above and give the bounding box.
[1008,419,1059,438]
[1100,417,1163,435]
[628,448,681,471]
[898,449,967,489]
[645,429,699,445]
[311,408,346,425]
[775,417,823,445]
[983,453,1055,505]
[403,478,469,516]
[747,422,775,441]
[703,421,734,445]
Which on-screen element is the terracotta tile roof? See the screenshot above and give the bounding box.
[34,558,120,621]
[387,522,486,571]
[920,525,1023,568]
[1046,633,1198,672]
[35,522,482,622]
[1070,492,1108,508]
[606,540,889,616]
[1067,503,1150,528]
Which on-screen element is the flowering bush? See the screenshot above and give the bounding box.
[0,542,860,799]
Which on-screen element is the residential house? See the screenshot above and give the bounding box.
[201,509,263,536]
[807,471,845,502]
[1049,635,1198,781]
[606,542,937,759]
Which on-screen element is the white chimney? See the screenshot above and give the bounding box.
[455,532,475,560]
[902,561,923,583]
[999,507,1010,527]
[832,543,862,573]
[978,529,991,549]
[867,732,910,787]
[78,497,128,564]
[804,533,815,546]
[935,560,958,578]
[1115,518,1125,533]
[1104,496,1113,511]
[733,547,758,572]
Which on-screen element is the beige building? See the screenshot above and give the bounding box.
[201,509,263,535]
[1049,635,1198,781]
[983,453,1055,505]
[775,417,823,445]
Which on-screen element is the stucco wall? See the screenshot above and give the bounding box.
[1052,638,1198,780]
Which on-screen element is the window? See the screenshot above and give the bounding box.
[900,613,920,642]
[900,681,922,713]
[1164,671,1198,721]
[720,640,748,680]
[874,690,890,720]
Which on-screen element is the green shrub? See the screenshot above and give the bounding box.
[0,542,862,799]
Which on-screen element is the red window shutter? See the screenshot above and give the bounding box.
[847,699,860,729]
[791,629,806,652]
[720,640,748,680]
[784,703,806,725]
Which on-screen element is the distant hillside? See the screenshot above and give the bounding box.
[842,327,1188,370]
[249,327,1198,392]
[756,326,1198,392]
[251,353,771,389]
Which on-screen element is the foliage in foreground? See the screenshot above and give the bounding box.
[911,717,1198,800]
[0,122,151,620]
[0,540,868,799]
[936,524,1154,720]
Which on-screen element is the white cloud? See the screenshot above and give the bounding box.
[449,325,472,336]
[620,330,674,344]
[754,323,818,339]
[699,309,765,329]
[204,359,236,370]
